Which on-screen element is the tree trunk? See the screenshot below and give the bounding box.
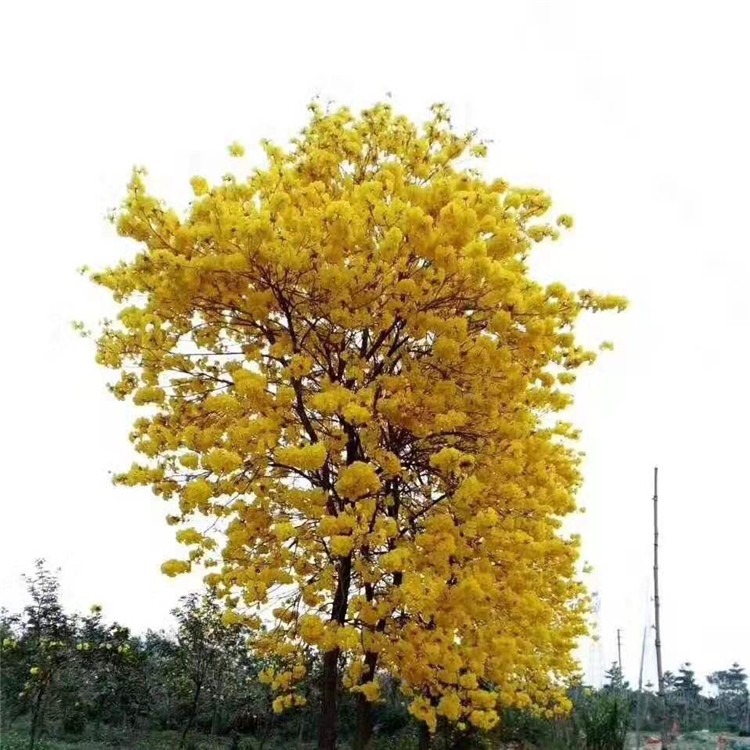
[319,648,341,750]
[319,432,360,750]
[180,679,203,748]
[318,552,352,750]
[450,730,474,750]
[211,664,226,735]
[355,692,374,750]
[29,684,46,750]
[418,722,431,750]
[297,712,306,750]
[257,712,273,750]
[354,651,379,750]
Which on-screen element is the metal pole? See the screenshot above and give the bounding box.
[635,625,648,750]
[653,467,667,749]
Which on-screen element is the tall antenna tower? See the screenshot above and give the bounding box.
[587,592,605,688]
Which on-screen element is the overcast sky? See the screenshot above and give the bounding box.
[2,0,748,690]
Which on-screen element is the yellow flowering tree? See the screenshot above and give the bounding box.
[87,102,625,750]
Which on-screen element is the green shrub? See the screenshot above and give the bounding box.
[575,692,630,750]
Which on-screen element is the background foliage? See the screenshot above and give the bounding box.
[2,563,748,750]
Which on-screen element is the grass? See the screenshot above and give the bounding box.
[0,729,233,750]
[626,732,750,750]
[2,727,749,750]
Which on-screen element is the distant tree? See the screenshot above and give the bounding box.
[1,564,150,742]
[604,663,629,693]
[638,681,661,731]
[674,663,700,700]
[6,561,75,750]
[1,607,27,727]
[662,671,676,692]
[708,663,749,732]
[672,662,702,730]
[74,605,142,732]
[138,629,184,730]
[171,591,249,747]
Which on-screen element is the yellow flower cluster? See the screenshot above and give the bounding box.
[161,559,190,577]
[334,462,382,500]
[202,448,243,475]
[274,443,328,471]
[298,615,326,645]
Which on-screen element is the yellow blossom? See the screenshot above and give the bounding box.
[298,615,325,645]
[182,479,213,508]
[179,453,200,469]
[330,535,355,557]
[335,462,381,500]
[273,522,296,541]
[358,681,381,702]
[438,692,463,721]
[190,176,209,196]
[176,528,203,545]
[202,448,243,474]
[161,559,191,577]
[132,386,165,405]
[342,402,371,425]
[228,141,245,157]
[274,443,328,471]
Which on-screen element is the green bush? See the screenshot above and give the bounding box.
[575,692,630,750]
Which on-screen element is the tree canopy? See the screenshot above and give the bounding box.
[87,102,626,746]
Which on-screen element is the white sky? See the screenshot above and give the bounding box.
[2,0,748,690]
